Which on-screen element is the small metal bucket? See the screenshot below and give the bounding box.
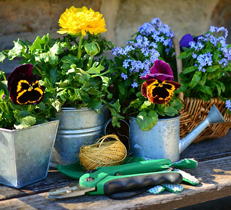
[129,115,181,162]
[51,106,108,165]
[0,120,59,188]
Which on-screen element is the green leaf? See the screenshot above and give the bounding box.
[213,50,219,62]
[176,79,189,92]
[52,100,62,112]
[44,77,53,88]
[36,116,48,125]
[118,82,125,95]
[0,81,8,95]
[86,62,104,75]
[0,89,5,99]
[156,105,165,116]
[198,73,206,86]
[136,110,158,131]
[33,38,63,66]
[57,89,68,101]
[170,97,183,110]
[36,102,46,110]
[196,85,213,96]
[178,50,192,59]
[8,40,27,60]
[107,100,124,128]
[140,101,152,110]
[217,81,225,92]
[14,116,36,129]
[37,51,59,65]
[215,83,221,95]
[163,106,178,116]
[125,98,143,112]
[75,68,90,83]
[30,35,45,53]
[206,65,219,73]
[189,71,202,88]
[87,100,102,113]
[182,47,191,51]
[61,55,80,71]
[49,67,57,85]
[157,43,164,56]
[87,87,100,95]
[182,66,197,74]
[50,42,64,55]
[100,76,110,90]
[18,110,32,117]
[0,52,6,62]
[109,99,121,113]
[198,93,210,101]
[73,89,81,100]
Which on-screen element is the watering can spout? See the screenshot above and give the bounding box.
[179,105,226,154]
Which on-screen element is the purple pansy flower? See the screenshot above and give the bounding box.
[7,64,44,105]
[141,79,181,104]
[140,60,173,81]
[179,34,203,51]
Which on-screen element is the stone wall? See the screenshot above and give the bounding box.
[0,0,231,73]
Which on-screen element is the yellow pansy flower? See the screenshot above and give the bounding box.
[57,6,107,36]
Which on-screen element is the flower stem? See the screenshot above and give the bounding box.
[86,55,93,70]
[2,74,6,81]
[35,66,43,77]
[4,102,12,122]
[4,102,10,115]
[78,34,84,60]
[27,105,34,112]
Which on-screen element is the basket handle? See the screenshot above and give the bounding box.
[172,36,184,101]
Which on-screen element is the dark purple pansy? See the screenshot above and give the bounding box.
[140,60,173,81]
[179,34,203,51]
[7,64,44,105]
[179,34,194,49]
[141,79,181,105]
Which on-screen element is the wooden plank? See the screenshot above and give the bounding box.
[1,156,231,210]
[0,169,78,201]
[0,130,231,202]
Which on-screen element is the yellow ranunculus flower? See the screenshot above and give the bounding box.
[57,6,107,36]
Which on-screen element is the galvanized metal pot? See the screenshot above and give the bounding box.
[0,120,59,188]
[129,115,181,162]
[51,106,108,165]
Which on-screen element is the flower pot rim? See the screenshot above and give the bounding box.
[129,114,181,122]
[60,105,108,112]
[0,119,59,132]
[61,107,91,111]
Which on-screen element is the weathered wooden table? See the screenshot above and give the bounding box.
[1,131,231,210]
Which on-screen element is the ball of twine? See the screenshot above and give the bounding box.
[79,134,127,170]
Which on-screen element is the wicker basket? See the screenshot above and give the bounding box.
[173,37,231,143]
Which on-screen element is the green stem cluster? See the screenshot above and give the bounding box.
[4,102,11,116]
[77,34,84,60]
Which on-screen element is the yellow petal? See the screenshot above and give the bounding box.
[57,6,107,37]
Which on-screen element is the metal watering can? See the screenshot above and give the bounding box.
[129,105,226,162]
